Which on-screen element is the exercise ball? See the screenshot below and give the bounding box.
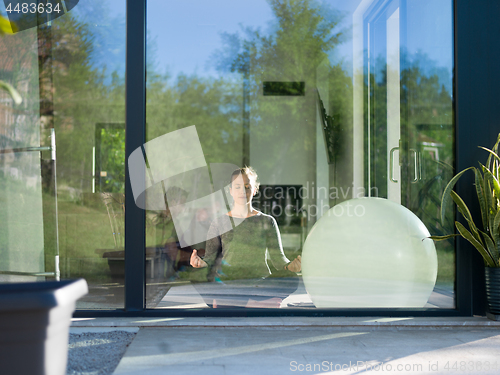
[301,197,437,308]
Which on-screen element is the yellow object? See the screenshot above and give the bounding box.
[0,14,17,35]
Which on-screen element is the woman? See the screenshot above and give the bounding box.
[190,167,301,307]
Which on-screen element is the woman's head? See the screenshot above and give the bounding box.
[229,166,259,205]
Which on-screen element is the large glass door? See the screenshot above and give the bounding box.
[138,0,455,310]
[365,0,455,306]
[366,0,403,204]
[0,0,127,309]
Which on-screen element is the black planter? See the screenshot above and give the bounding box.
[484,267,500,319]
[0,279,88,375]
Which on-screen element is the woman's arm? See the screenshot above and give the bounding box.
[190,219,222,269]
[266,215,301,272]
[264,216,292,270]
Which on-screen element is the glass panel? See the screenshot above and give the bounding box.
[406,1,455,304]
[366,0,455,307]
[144,0,454,309]
[0,1,126,309]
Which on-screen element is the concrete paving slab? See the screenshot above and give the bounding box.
[113,327,500,375]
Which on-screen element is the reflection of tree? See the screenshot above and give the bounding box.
[50,13,125,194]
[369,50,455,279]
[403,63,454,237]
[0,23,40,147]
[145,0,353,187]
[326,64,353,164]
[211,0,347,181]
[370,52,453,188]
[398,52,454,239]
[2,1,458,285]
[403,61,455,285]
[146,72,244,166]
[217,0,342,77]
[98,127,125,193]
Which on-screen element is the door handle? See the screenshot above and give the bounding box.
[410,149,419,182]
[389,147,399,183]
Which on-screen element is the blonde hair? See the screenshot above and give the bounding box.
[230,166,260,193]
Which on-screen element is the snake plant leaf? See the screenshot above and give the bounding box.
[491,135,500,150]
[494,209,500,237]
[481,164,500,202]
[483,134,500,170]
[440,166,475,226]
[475,168,488,230]
[494,136,500,180]
[0,81,22,105]
[485,180,497,233]
[479,229,499,264]
[429,234,461,241]
[483,178,494,218]
[436,160,454,171]
[456,221,497,267]
[492,136,500,172]
[486,147,494,172]
[494,210,500,257]
[450,190,483,244]
[494,133,500,150]
[483,178,499,237]
[480,146,500,167]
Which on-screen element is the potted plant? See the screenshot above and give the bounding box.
[0,279,88,375]
[431,134,500,319]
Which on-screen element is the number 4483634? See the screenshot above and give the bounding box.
[443,361,498,371]
[6,2,62,14]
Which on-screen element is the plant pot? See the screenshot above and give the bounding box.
[0,279,88,375]
[484,267,500,320]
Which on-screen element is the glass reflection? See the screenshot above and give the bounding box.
[140,0,455,309]
[0,0,127,309]
[188,167,301,308]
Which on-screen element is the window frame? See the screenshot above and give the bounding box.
[73,0,494,317]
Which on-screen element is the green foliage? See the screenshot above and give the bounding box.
[145,0,348,174]
[50,13,126,194]
[0,80,21,104]
[368,50,455,249]
[99,128,125,193]
[0,15,21,104]
[430,134,500,267]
